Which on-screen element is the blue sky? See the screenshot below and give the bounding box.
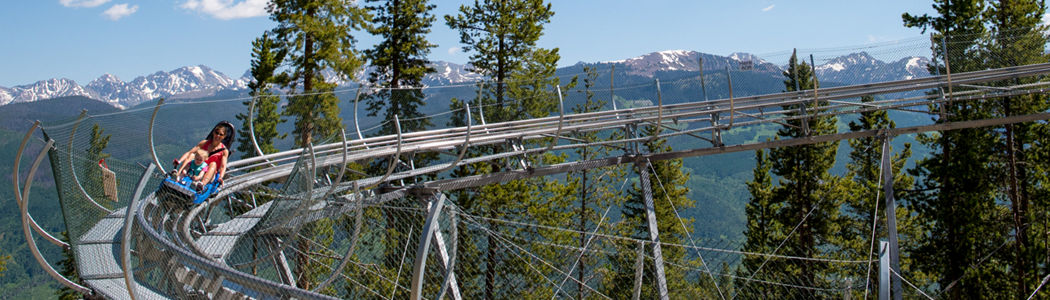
[0,0,941,87]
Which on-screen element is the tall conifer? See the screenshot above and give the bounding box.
[237,33,287,158]
[904,2,1008,298]
[268,0,368,147]
[444,1,557,297]
[984,1,1049,296]
[364,0,437,135]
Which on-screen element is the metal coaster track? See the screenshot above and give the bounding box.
[15,62,1050,299]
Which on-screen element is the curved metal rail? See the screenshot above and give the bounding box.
[21,62,1050,299]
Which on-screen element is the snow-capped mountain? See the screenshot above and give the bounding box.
[0,62,483,110]
[0,66,250,109]
[122,65,249,106]
[0,52,929,110]
[0,78,99,107]
[814,52,931,84]
[423,61,483,86]
[605,50,781,77]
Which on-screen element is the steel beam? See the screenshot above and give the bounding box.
[410,192,449,300]
[638,161,669,300]
[880,137,902,300]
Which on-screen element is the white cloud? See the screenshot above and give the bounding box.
[59,0,111,8]
[1043,13,1050,27]
[181,0,268,20]
[762,4,775,12]
[447,47,460,56]
[102,3,138,20]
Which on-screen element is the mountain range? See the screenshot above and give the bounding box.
[0,51,929,109]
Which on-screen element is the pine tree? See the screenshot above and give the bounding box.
[836,96,922,298]
[86,124,112,206]
[765,51,840,296]
[266,0,368,289]
[444,1,557,297]
[904,2,1009,298]
[737,148,789,298]
[564,66,628,298]
[611,124,704,298]
[268,0,369,147]
[363,0,437,136]
[445,0,553,112]
[236,33,287,159]
[984,1,1050,296]
[56,231,82,300]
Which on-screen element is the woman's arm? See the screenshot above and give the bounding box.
[218,150,229,182]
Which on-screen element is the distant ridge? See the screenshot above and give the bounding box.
[0,52,928,110]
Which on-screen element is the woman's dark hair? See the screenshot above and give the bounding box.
[206,121,236,152]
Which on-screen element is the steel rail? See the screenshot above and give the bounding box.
[13,121,68,247]
[160,63,1050,299]
[148,98,167,175]
[21,139,92,294]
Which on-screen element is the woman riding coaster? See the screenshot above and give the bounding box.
[173,121,235,191]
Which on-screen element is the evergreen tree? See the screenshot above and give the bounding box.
[904,2,1008,298]
[836,96,922,298]
[984,1,1049,296]
[445,0,553,111]
[763,51,841,297]
[266,0,368,289]
[86,124,113,206]
[363,0,437,136]
[565,66,628,298]
[610,124,705,298]
[736,148,789,298]
[236,33,287,158]
[268,0,369,147]
[444,1,557,297]
[56,231,82,300]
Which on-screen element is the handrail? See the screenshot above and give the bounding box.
[546,86,565,152]
[21,139,91,294]
[248,94,278,168]
[148,98,166,175]
[136,193,338,299]
[441,102,473,173]
[322,128,350,200]
[122,163,155,300]
[13,121,67,247]
[366,114,402,190]
[353,88,368,148]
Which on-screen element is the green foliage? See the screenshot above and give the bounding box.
[56,231,82,300]
[237,33,288,158]
[739,51,842,297]
[983,2,1050,298]
[606,124,708,298]
[442,2,564,297]
[268,0,368,146]
[364,0,437,135]
[0,254,8,277]
[445,0,553,105]
[835,96,926,299]
[901,1,1050,298]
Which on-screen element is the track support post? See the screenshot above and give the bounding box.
[637,160,669,300]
